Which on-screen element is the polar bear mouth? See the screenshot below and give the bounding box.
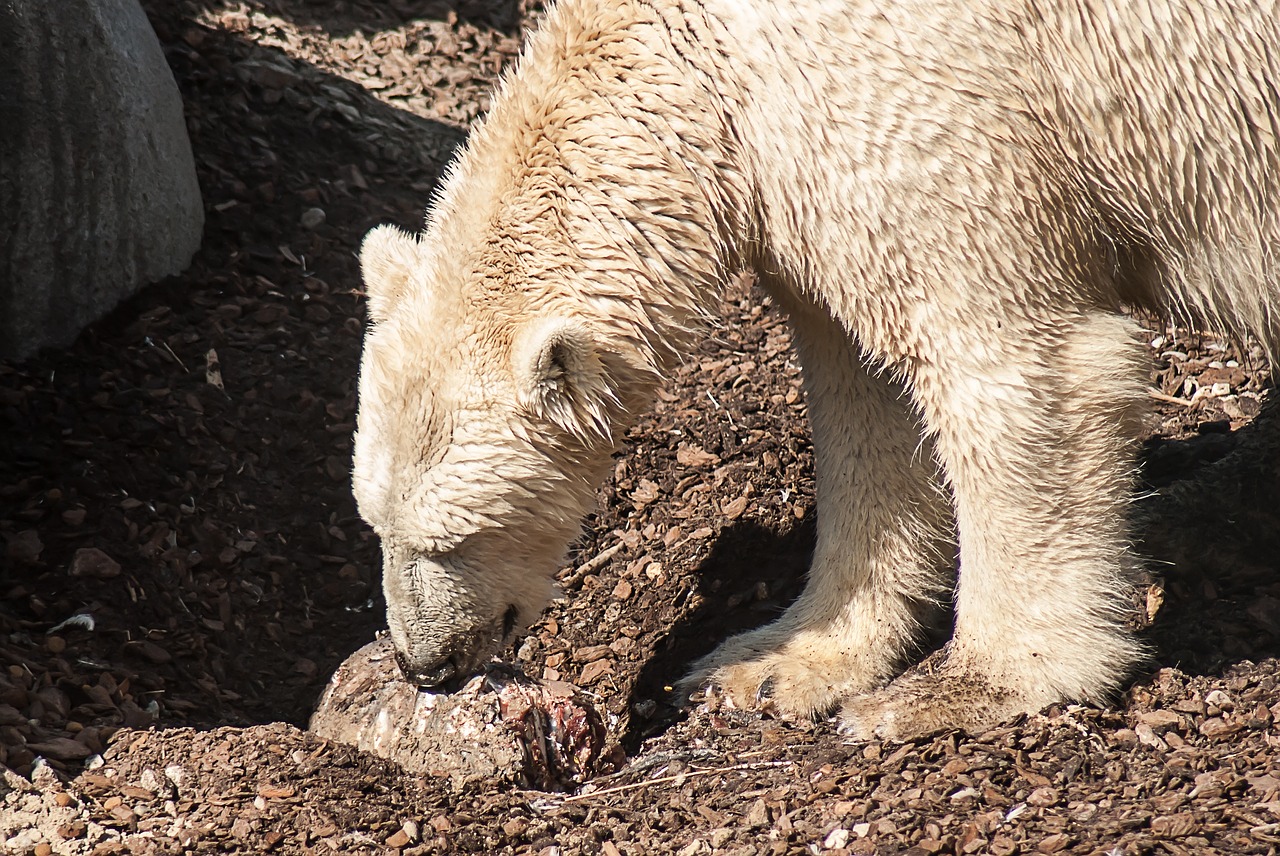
[396,649,462,688]
[396,604,521,690]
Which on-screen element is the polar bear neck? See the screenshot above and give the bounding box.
[418,0,753,383]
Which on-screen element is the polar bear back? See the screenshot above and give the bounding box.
[693,0,1280,356]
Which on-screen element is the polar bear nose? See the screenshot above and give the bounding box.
[395,649,460,689]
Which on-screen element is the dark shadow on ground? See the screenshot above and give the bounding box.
[1138,392,1280,675]
[0,11,471,756]
[623,518,814,751]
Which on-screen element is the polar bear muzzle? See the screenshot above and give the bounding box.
[379,544,533,688]
[390,602,519,690]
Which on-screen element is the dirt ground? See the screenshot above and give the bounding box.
[4,1,1280,853]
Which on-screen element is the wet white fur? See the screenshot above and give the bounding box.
[355,0,1279,736]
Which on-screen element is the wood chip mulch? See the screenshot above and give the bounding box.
[2,1,1279,854]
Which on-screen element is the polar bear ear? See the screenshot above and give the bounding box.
[359,224,420,322]
[514,318,617,444]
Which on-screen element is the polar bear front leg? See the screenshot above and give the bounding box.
[681,298,954,719]
[840,311,1149,739]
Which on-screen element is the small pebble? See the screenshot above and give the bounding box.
[823,828,850,849]
[300,207,326,229]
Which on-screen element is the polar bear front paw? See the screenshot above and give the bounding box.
[678,625,890,721]
[837,652,1041,740]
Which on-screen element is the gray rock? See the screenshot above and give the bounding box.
[0,0,203,360]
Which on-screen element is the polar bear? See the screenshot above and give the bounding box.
[352,0,1280,739]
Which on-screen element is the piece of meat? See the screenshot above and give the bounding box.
[309,639,606,791]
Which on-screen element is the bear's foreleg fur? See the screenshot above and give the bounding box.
[683,288,956,718]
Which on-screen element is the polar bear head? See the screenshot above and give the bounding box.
[352,223,655,687]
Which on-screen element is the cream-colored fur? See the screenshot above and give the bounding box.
[353,0,1280,737]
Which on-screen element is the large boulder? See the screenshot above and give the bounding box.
[0,0,203,361]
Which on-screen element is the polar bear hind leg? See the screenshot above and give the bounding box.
[840,310,1151,738]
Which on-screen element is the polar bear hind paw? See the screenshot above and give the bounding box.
[836,651,1042,741]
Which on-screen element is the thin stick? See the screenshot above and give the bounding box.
[558,542,625,588]
[555,760,792,804]
[161,341,189,373]
[1148,389,1195,407]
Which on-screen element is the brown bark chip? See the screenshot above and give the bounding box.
[67,547,121,579]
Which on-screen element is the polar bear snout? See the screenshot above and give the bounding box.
[387,604,513,690]
[381,547,532,690]
[391,604,522,689]
[394,647,461,689]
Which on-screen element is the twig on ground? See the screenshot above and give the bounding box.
[558,541,625,589]
[554,760,793,804]
[1148,389,1195,407]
